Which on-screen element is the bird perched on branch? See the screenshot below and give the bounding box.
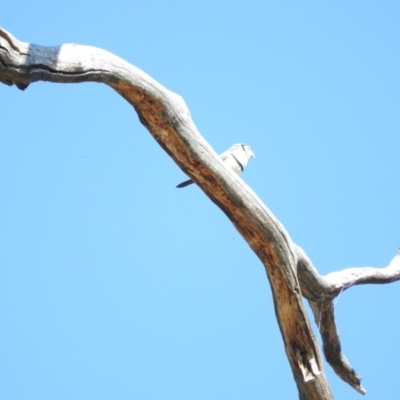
[176,143,255,188]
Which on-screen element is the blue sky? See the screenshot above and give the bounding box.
[1,1,399,399]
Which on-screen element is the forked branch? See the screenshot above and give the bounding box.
[296,247,400,394]
[1,26,398,399]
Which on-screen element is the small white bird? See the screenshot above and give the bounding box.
[176,143,255,188]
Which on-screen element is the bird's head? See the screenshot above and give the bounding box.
[241,144,255,159]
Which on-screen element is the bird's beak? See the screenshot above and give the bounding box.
[250,150,255,158]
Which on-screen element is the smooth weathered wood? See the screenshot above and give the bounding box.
[2,26,399,398]
[0,26,332,399]
[297,247,400,395]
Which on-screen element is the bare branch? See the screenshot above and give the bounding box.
[323,249,400,291]
[297,246,400,299]
[296,246,400,394]
[0,25,335,399]
[309,300,365,395]
[2,26,398,399]
[296,246,366,393]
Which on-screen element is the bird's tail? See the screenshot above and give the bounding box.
[176,179,194,188]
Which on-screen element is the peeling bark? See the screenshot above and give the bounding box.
[1,26,399,399]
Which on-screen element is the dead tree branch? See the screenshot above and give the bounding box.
[296,246,400,394]
[1,26,398,399]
